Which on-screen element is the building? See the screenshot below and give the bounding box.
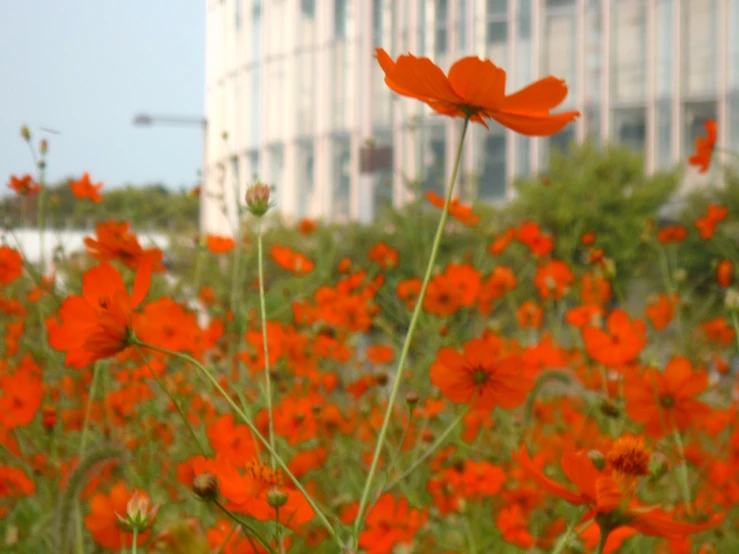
[202,0,739,233]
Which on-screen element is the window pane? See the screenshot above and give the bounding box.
[613,108,646,154]
[335,0,347,39]
[655,0,672,98]
[683,0,718,97]
[479,132,506,200]
[544,7,577,104]
[420,123,446,196]
[730,0,739,90]
[296,144,313,217]
[332,139,351,218]
[656,100,672,169]
[611,1,647,104]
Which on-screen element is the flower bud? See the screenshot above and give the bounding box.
[193,473,218,501]
[245,182,271,217]
[375,373,388,386]
[39,139,48,155]
[42,405,57,432]
[117,490,159,532]
[649,452,670,481]
[599,399,621,419]
[588,450,606,471]
[725,288,739,312]
[21,125,30,141]
[267,490,288,508]
[405,392,419,407]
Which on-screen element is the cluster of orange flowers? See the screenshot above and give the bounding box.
[0,49,736,554]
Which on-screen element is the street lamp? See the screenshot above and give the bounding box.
[133,112,208,230]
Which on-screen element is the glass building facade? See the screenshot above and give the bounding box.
[203,0,739,232]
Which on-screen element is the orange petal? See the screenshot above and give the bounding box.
[489,110,580,137]
[385,53,464,105]
[502,76,569,112]
[447,56,506,110]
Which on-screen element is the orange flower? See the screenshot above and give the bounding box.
[396,278,422,310]
[515,222,554,257]
[206,234,236,254]
[624,357,710,438]
[0,246,23,285]
[517,300,544,329]
[656,225,687,244]
[688,119,717,174]
[375,48,579,135]
[48,260,152,369]
[716,260,733,287]
[85,482,150,550]
[581,231,597,245]
[496,505,535,549]
[645,293,678,331]
[68,172,104,202]
[271,245,315,275]
[85,220,165,271]
[488,227,515,254]
[425,191,480,226]
[368,241,399,268]
[513,440,723,541]
[423,273,463,317]
[358,493,428,554]
[479,266,517,314]
[0,365,42,430]
[6,174,41,196]
[694,203,728,239]
[430,337,533,411]
[534,259,574,301]
[298,218,317,235]
[582,309,646,367]
[366,345,394,364]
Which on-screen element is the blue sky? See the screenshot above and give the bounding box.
[0,2,205,192]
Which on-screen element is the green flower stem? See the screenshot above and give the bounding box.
[381,409,466,495]
[672,425,694,515]
[133,344,209,456]
[213,499,277,554]
[257,217,276,469]
[131,528,138,554]
[133,340,342,549]
[731,311,739,350]
[78,364,100,460]
[352,117,470,542]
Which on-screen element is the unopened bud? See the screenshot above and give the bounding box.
[193,473,218,501]
[599,400,621,419]
[405,392,419,407]
[725,288,739,311]
[649,452,670,481]
[245,182,271,217]
[673,268,688,284]
[117,490,159,532]
[602,258,616,279]
[588,450,606,471]
[39,139,48,155]
[21,126,30,141]
[42,405,57,432]
[267,490,288,508]
[375,373,388,386]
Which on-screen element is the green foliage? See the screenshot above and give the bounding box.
[510,141,681,276]
[2,181,199,232]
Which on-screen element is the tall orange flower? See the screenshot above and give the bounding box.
[513,438,724,543]
[68,172,104,202]
[688,119,717,174]
[48,260,152,369]
[624,357,710,438]
[0,247,23,285]
[582,309,647,367]
[206,234,236,254]
[7,174,41,196]
[375,49,579,135]
[85,220,164,271]
[430,337,533,411]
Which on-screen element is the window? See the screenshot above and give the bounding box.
[683,0,717,96]
[301,0,314,17]
[434,0,449,57]
[611,1,647,104]
[479,134,506,200]
[656,100,672,169]
[613,108,646,154]
[335,0,347,39]
[373,0,383,45]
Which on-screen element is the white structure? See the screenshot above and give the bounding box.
[203,0,739,234]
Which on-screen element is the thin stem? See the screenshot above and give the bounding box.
[731,311,739,350]
[133,345,209,456]
[134,340,342,549]
[78,364,100,460]
[595,527,609,554]
[257,218,276,469]
[131,528,138,554]
[381,409,466,495]
[672,424,693,515]
[353,116,470,542]
[213,499,278,554]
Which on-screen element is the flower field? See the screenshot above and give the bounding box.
[1,50,739,554]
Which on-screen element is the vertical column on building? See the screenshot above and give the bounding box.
[575,0,586,144]
[506,0,517,200]
[462,0,475,201]
[314,1,333,219]
[392,1,413,209]
[282,0,299,218]
[445,0,459,199]
[224,0,240,232]
[600,0,611,144]
[645,0,657,173]
[717,0,729,149]
[670,0,681,163]
[356,0,374,223]
[258,0,271,214]
[530,0,541,173]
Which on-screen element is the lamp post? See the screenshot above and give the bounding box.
[132,113,208,230]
